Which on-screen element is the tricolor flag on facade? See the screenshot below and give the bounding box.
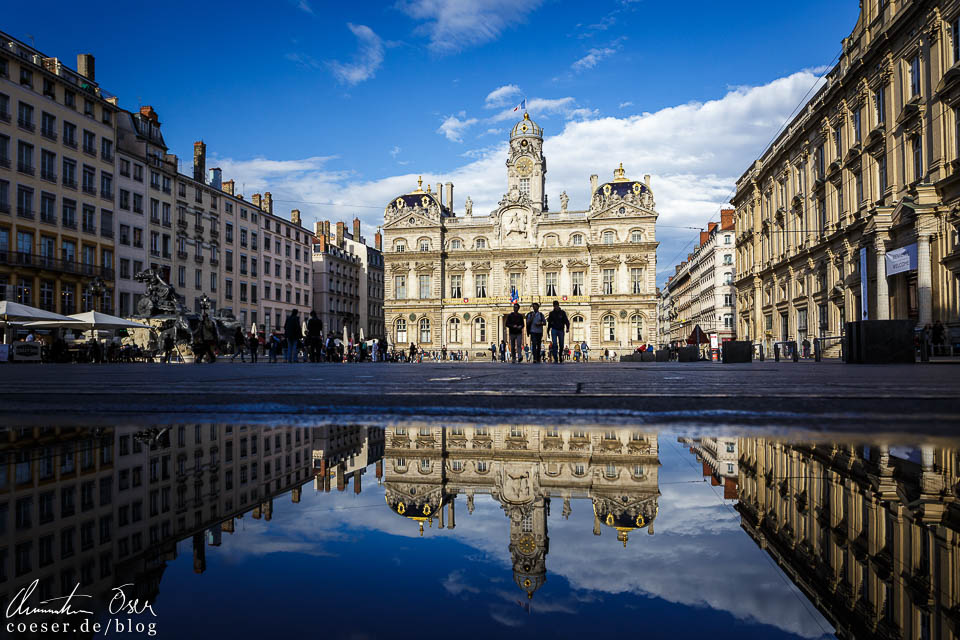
[510,287,520,304]
[513,99,526,112]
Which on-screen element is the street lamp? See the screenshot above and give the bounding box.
[86,276,106,313]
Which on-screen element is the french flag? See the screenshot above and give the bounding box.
[513,99,526,112]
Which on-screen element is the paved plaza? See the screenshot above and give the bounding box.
[0,360,956,430]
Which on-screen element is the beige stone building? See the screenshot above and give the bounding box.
[0,34,118,318]
[738,436,960,639]
[383,426,660,598]
[382,113,659,357]
[312,218,384,339]
[660,210,737,350]
[733,0,960,353]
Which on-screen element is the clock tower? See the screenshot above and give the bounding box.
[507,112,546,211]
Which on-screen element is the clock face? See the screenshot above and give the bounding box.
[516,156,534,177]
[517,534,536,554]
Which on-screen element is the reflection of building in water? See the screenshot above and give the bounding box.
[0,426,313,621]
[737,439,960,640]
[678,436,738,499]
[312,426,385,494]
[383,427,660,598]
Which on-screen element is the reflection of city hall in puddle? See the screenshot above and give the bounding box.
[382,112,659,356]
[383,426,661,598]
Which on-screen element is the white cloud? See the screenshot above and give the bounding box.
[438,114,479,142]
[285,52,321,69]
[399,0,544,54]
[296,0,313,14]
[209,69,824,285]
[566,107,598,121]
[326,23,384,86]
[619,101,634,109]
[389,145,402,158]
[484,84,523,108]
[572,46,617,72]
[442,569,481,596]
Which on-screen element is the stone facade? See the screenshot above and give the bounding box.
[0,34,118,317]
[382,113,659,356]
[660,210,737,350]
[733,0,960,354]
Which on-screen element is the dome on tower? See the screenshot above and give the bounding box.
[510,112,543,139]
[385,176,445,217]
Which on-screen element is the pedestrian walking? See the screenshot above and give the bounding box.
[505,303,525,364]
[525,302,546,363]
[284,310,302,363]
[231,326,247,362]
[547,300,570,363]
[499,340,506,362]
[162,333,176,363]
[581,341,589,362]
[307,311,323,362]
[248,332,258,363]
[195,313,219,363]
[489,342,497,361]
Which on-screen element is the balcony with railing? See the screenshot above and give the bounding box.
[63,176,77,189]
[18,118,35,132]
[40,211,56,225]
[41,127,57,141]
[0,203,9,215]
[17,162,34,176]
[82,221,97,234]
[82,184,96,196]
[0,156,9,169]
[0,251,114,279]
[194,254,204,264]
[63,137,77,150]
[82,144,96,156]
[40,169,56,182]
[0,110,10,123]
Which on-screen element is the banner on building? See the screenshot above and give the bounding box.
[860,247,868,321]
[885,243,918,276]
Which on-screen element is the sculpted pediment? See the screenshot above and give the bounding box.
[383,207,439,230]
[597,255,621,265]
[504,259,528,270]
[541,258,562,268]
[567,258,589,268]
[389,261,410,273]
[625,254,648,265]
[447,261,466,272]
[472,260,492,271]
[414,261,435,272]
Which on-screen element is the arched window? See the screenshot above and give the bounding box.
[394,239,406,253]
[449,238,462,250]
[602,230,616,244]
[474,316,486,343]
[602,314,616,341]
[418,238,431,251]
[448,317,460,343]
[630,315,643,341]
[630,229,643,243]
[571,315,585,343]
[419,317,431,343]
[395,318,407,343]
[571,233,584,246]
[475,237,487,249]
[544,234,559,247]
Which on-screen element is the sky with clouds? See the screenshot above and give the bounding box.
[150,432,835,638]
[5,0,861,283]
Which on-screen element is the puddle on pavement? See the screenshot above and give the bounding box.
[2,425,954,639]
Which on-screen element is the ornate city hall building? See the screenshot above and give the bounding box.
[733,0,960,352]
[382,426,660,599]
[382,113,659,356]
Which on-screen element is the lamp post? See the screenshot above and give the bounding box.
[86,276,106,313]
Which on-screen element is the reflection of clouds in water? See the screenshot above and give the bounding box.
[204,465,831,638]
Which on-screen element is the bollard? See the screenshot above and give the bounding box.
[758,345,764,361]
[791,341,799,363]
[774,344,780,362]
[814,339,821,362]
[920,334,930,363]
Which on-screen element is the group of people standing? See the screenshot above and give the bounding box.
[499,300,575,364]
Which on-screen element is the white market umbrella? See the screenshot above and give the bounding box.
[0,302,83,343]
[359,328,365,342]
[27,311,151,331]
[343,325,349,347]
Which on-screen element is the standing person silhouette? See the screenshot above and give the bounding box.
[547,300,570,364]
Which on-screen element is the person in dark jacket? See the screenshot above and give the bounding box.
[248,332,258,363]
[284,310,302,363]
[195,313,219,363]
[231,326,247,362]
[505,303,525,364]
[547,300,570,363]
[306,311,323,362]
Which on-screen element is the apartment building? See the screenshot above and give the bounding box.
[733,0,960,350]
[312,218,384,338]
[253,195,312,334]
[0,34,118,316]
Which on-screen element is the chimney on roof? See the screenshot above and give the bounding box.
[353,217,361,240]
[708,222,718,233]
[291,209,301,226]
[699,231,710,246]
[447,183,453,213]
[263,192,273,214]
[222,179,235,196]
[323,220,330,239]
[720,208,735,230]
[336,221,345,247]
[252,193,261,210]
[193,142,206,183]
[644,174,651,187]
[139,105,159,124]
[374,231,382,251]
[590,174,598,195]
[77,54,95,81]
[208,168,222,189]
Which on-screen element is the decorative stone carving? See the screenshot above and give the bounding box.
[560,191,569,213]
[464,197,473,217]
[447,261,466,272]
[541,258,562,268]
[414,261,434,272]
[471,261,492,271]
[625,254,648,265]
[504,259,528,270]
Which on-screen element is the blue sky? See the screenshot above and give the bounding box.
[5,1,862,282]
